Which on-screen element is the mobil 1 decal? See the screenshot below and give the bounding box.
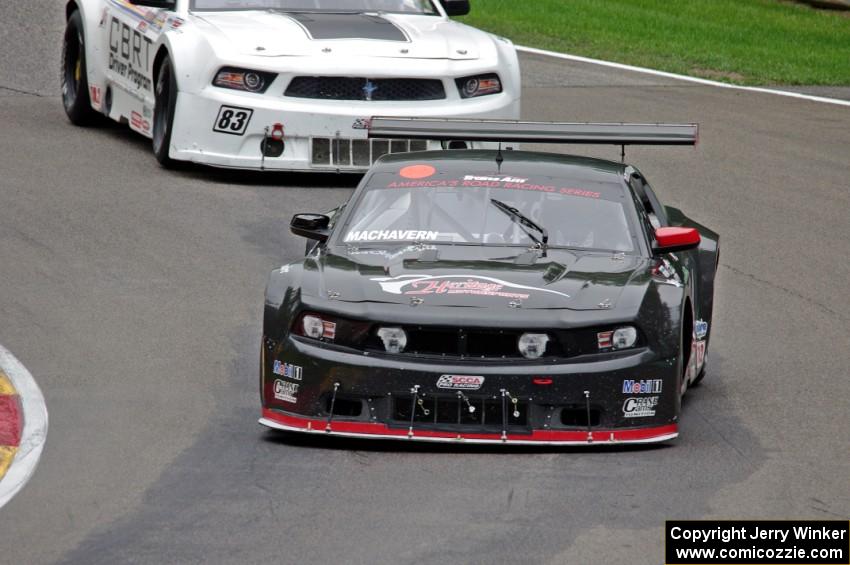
[213,105,253,136]
[109,17,153,91]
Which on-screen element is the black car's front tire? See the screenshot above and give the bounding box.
[61,10,99,126]
[152,56,179,168]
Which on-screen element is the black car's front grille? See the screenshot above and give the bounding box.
[365,327,588,359]
[407,328,531,358]
[291,311,641,361]
[391,393,529,428]
[285,76,446,101]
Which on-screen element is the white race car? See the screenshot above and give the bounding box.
[61,0,521,171]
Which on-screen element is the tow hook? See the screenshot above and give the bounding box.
[261,123,285,162]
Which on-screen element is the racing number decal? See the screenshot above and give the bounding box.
[213,105,253,136]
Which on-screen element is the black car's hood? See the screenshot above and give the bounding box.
[305,246,649,311]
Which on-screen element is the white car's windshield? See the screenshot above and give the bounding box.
[191,0,438,13]
[341,169,638,253]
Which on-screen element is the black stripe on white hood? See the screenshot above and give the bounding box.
[285,12,408,42]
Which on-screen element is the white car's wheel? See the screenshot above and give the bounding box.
[61,10,99,126]
[152,56,179,167]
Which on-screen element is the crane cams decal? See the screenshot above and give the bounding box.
[370,274,571,300]
[437,375,485,390]
[274,379,299,403]
[623,396,658,418]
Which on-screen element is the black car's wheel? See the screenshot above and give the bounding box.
[61,10,99,126]
[152,56,179,167]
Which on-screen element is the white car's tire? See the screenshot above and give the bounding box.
[152,56,179,168]
[61,10,99,126]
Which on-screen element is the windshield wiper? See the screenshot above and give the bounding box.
[489,198,549,251]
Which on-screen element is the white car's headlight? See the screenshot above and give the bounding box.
[377,327,407,354]
[213,67,275,93]
[456,73,502,98]
[518,333,549,359]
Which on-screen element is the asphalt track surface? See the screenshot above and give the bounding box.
[1,4,849,564]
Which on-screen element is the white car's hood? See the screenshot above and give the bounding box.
[193,11,488,60]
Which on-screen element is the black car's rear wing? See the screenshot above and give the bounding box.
[368,117,698,146]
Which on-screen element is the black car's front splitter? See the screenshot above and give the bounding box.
[260,408,678,445]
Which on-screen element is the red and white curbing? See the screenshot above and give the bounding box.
[0,344,48,509]
[517,45,850,108]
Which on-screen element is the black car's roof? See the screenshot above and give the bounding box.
[370,150,629,183]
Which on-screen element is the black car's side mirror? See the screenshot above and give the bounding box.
[440,0,470,17]
[291,214,331,242]
[652,227,700,255]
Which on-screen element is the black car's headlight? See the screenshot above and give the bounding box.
[455,73,502,98]
[292,312,370,346]
[213,67,276,93]
[376,327,407,354]
[518,333,549,359]
[597,327,638,350]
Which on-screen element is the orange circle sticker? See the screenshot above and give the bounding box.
[399,164,436,179]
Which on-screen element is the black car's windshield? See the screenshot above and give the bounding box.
[191,0,438,13]
[341,167,637,253]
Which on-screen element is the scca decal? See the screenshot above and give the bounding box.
[437,375,485,390]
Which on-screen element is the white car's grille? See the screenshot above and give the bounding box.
[286,77,446,101]
[311,138,428,168]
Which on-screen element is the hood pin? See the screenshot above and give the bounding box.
[457,391,476,414]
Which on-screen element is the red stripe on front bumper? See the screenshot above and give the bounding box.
[261,408,677,443]
[0,395,22,447]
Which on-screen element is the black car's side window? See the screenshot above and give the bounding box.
[629,172,668,229]
[627,179,658,252]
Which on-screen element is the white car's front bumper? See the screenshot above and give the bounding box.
[169,87,521,171]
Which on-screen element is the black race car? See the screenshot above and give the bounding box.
[259,118,718,445]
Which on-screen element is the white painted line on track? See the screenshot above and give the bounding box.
[517,45,850,108]
[0,344,48,509]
